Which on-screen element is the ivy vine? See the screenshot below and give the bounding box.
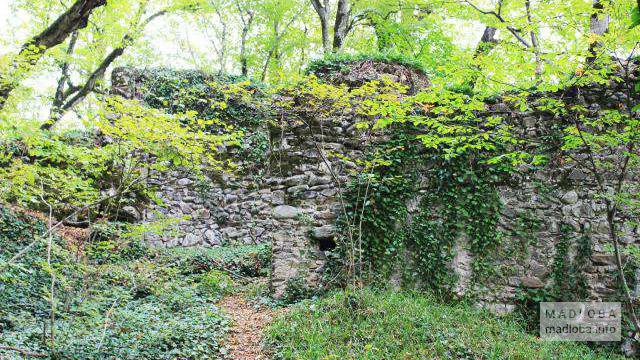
[339,125,507,296]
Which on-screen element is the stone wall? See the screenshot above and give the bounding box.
[112,66,639,302]
[134,121,356,298]
[476,80,639,306]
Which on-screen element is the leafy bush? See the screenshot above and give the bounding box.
[51,288,228,359]
[1,94,239,221]
[0,206,81,330]
[280,275,315,304]
[86,222,148,265]
[135,68,268,129]
[199,269,234,296]
[266,287,624,360]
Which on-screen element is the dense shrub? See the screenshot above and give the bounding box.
[306,52,428,76]
[199,269,234,296]
[86,222,148,265]
[51,288,228,359]
[305,53,432,94]
[135,68,268,129]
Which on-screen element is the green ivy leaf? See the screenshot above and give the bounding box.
[631,6,640,28]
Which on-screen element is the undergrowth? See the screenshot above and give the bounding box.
[0,206,269,359]
[265,287,625,360]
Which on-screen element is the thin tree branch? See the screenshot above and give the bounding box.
[463,0,532,48]
[0,0,107,110]
[42,9,168,130]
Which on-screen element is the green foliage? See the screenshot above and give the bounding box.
[515,225,592,332]
[265,287,622,360]
[132,68,274,176]
[199,269,234,295]
[551,225,591,300]
[0,95,239,219]
[505,210,543,259]
[0,206,81,330]
[281,275,315,304]
[555,69,640,333]
[240,129,271,178]
[339,123,507,295]
[560,100,640,221]
[338,134,416,281]
[0,207,233,359]
[273,75,534,295]
[632,6,640,28]
[86,222,148,265]
[138,68,268,128]
[0,134,103,215]
[514,287,557,333]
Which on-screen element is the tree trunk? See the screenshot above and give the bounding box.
[240,10,254,77]
[215,7,228,74]
[524,0,543,78]
[311,0,331,54]
[260,8,302,81]
[0,0,106,110]
[474,26,498,56]
[465,26,498,90]
[47,31,79,126]
[333,0,351,51]
[606,206,640,336]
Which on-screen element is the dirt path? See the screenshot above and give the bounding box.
[219,294,277,360]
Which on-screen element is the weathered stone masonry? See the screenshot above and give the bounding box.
[112,65,639,303]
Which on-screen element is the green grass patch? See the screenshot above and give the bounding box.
[265,287,624,360]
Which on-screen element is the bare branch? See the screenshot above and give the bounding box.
[463,0,532,48]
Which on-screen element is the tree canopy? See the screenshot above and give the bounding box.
[0,0,638,128]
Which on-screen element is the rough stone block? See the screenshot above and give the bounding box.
[181,233,200,246]
[520,276,544,288]
[273,205,301,219]
[311,225,335,240]
[177,178,193,186]
[561,190,579,204]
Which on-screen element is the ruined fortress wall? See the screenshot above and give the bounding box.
[112,67,639,302]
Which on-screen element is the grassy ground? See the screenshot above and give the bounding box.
[265,287,624,360]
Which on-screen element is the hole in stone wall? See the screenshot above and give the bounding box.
[318,237,337,251]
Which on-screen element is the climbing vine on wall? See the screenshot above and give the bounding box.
[551,224,592,301]
[515,224,594,332]
[339,124,508,296]
[331,83,543,296]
